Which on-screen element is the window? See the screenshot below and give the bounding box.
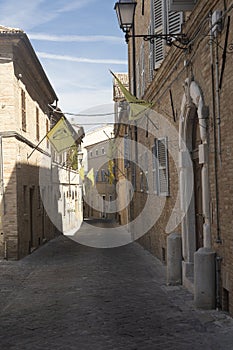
[101,169,106,182]
[90,151,92,157]
[152,137,169,196]
[101,147,105,155]
[150,0,183,69]
[21,89,26,131]
[36,107,40,141]
[95,149,98,156]
[95,170,99,182]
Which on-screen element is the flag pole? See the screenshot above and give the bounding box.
[27,134,47,160]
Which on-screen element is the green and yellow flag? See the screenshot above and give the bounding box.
[78,166,85,181]
[110,70,154,120]
[47,117,76,153]
[108,160,115,185]
[87,168,95,187]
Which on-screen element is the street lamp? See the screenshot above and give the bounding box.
[114,0,189,47]
[114,0,136,33]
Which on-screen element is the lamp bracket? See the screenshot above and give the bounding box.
[125,31,189,49]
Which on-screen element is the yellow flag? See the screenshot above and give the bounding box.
[47,117,76,153]
[108,160,115,185]
[110,70,154,120]
[87,168,95,187]
[79,166,85,181]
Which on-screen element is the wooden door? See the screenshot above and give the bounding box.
[192,114,203,249]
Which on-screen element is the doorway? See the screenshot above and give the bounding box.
[192,113,203,250]
[29,187,34,249]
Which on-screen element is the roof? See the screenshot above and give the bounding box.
[0,24,58,103]
[0,25,23,34]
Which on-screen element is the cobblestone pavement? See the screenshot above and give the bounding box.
[1,222,233,350]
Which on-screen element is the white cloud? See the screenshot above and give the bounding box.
[0,0,56,30]
[37,52,127,65]
[0,0,94,30]
[56,0,95,13]
[28,32,122,43]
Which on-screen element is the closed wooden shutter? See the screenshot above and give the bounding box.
[167,10,183,34]
[151,0,183,67]
[152,0,164,67]
[157,137,169,196]
[152,142,158,194]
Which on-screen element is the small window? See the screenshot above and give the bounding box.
[101,147,105,155]
[101,169,106,182]
[95,170,99,182]
[96,149,98,156]
[90,151,92,157]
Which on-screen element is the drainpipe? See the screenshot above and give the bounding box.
[215,40,222,165]
[0,136,6,259]
[210,14,221,243]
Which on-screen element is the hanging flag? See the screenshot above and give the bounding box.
[87,168,95,187]
[47,117,76,153]
[78,166,85,181]
[108,160,115,185]
[110,70,154,120]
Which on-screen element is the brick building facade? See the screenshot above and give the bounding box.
[116,0,233,314]
[0,26,83,259]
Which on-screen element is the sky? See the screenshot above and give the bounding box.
[0,0,128,131]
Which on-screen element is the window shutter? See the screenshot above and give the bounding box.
[157,137,169,196]
[152,0,164,67]
[169,0,197,12]
[167,10,183,34]
[152,142,158,194]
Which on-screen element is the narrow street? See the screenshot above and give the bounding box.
[0,221,233,350]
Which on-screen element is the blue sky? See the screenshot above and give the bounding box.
[0,0,128,130]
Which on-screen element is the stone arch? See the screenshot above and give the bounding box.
[179,78,210,287]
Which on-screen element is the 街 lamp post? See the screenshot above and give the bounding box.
[114,0,137,96]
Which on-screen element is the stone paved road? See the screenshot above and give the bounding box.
[0,222,233,350]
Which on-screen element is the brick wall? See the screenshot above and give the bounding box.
[130,0,233,313]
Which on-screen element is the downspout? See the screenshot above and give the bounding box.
[0,136,6,259]
[210,14,221,244]
[215,39,222,165]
